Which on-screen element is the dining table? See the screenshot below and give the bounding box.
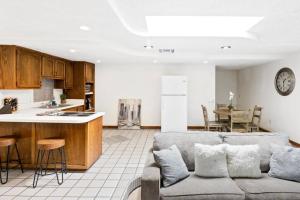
[213,109,231,116]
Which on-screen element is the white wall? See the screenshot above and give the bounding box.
[238,52,300,143]
[0,90,33,110]
[216,68,238,106]
[95,64,216,126]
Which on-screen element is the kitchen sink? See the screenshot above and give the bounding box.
[36,111,95,117]
[38,104,72,109]
[57,112,95,117]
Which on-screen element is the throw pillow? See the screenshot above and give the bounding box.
[225,144,262,178]
[153,144,189,187]
[268,145,300,182]
[194,144,229,177]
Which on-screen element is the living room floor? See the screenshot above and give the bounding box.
[0,129,156,200]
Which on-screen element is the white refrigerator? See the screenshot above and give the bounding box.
[161,76,187,132]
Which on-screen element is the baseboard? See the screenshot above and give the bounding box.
[103,125,118,129]
[141,126,161,129]
[289,140,300,148]
[103,125,205,130]
[104,125,270,133]
[259,127,271,132]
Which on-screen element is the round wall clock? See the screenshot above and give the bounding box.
[274,67,296,96]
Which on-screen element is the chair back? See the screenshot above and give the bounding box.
[252,105,263,126]
[216,104,229,121]
[201,105,209,127]
[231,110,251,123]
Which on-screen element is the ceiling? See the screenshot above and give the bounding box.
[1,0,300,69]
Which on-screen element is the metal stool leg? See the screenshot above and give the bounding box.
[60,147,67,174]
[14,144,23,173]
[33,149,45,188]
[0,146,10,184]
[53,149,63,185]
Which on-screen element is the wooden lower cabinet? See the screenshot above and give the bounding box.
[0,117,102,170]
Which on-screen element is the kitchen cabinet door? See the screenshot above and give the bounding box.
[42,56,54,78]
[65,62,73,88]
[54,59,65,79]
[0,46,17,89]
[16,48,41,88]
[85,63,94,83]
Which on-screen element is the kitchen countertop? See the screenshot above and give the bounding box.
[0,99,105,124]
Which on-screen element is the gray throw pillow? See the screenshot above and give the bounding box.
[194,144,229,177]
[268,145,300,182]
[153,145,189,187]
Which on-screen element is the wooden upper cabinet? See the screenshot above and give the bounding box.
[0,46,17,89]
[85,63,94,83]
[65,62,73,88]
[54,59,65,79]
[42,56,54,78]
[16,48,41,88]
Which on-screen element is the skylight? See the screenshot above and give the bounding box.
[145,16,263,37]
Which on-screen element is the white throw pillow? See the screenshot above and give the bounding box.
[225,144,262,178]
[194,144,229,177]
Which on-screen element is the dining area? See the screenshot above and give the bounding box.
[201,104,263,133]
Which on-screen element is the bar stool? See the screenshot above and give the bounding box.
[0,137,23,184]
[33,139,67,188]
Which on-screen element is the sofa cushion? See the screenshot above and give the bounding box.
[153,145,189,187]
[160,173,245,200]
[234,173,300,200]
[153,132,223,171]
[221,132,289,172]
[269,145,300,183]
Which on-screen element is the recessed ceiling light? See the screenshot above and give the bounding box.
[153,59,158,64]
[220,45,232,50]
[79,25,91,31]
[96,59,101,63]
[203,60,209,64]
[69,49,76,53]
[145,16,264,37]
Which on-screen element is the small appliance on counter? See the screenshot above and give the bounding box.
[4,97,18,112]
[85,98,92,110]
[0,105,12,114]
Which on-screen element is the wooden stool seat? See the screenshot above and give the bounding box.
[0,138,16,147]
[37,139,65,150]
[0,136,23,184]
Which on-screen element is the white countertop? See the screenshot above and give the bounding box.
[0,99,105,124]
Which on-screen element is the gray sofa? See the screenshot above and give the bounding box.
[141,132,300,200]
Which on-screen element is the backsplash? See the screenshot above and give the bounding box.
[33,79,54,102]
[0,79,63,110]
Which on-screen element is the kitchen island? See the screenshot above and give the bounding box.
[0,102,105,170]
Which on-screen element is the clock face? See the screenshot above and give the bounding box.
[275,68,295,96]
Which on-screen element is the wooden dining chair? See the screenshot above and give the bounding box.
[201,105,225,131]
[228,110,251,133]
[215,104,230,123]
[249,105,263,132]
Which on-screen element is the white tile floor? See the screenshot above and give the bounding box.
[0,129,156,200]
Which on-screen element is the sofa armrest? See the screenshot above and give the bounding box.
[141,150,160,200]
